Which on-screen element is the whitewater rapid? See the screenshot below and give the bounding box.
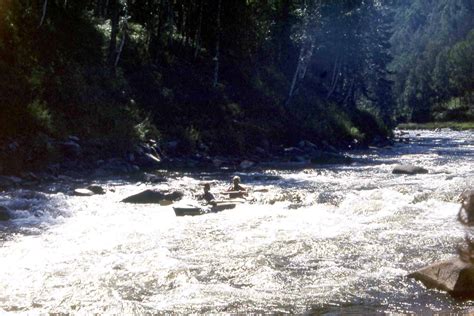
[0,130,473,314]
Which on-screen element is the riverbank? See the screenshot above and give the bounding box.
[397,121,474,131]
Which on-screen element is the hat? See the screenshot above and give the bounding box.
[232,176,241,182]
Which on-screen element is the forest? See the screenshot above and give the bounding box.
[0,0,473,172]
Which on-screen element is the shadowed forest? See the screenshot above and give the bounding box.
[0,0,473,172]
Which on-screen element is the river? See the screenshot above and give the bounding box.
[0,130,473,314]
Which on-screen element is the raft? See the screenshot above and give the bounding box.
[173,200,243,216]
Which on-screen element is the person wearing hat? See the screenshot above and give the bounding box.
[225,176,248,198]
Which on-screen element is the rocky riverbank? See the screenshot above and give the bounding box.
[0,132,398,192]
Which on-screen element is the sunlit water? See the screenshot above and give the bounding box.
[1,130,473,314]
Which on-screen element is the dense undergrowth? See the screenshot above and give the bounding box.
[0,3,393,174]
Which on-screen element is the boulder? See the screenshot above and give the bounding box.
[121,190,183,204]
[310,151,352,165]
[87,185,106,195]
[461,190,474,214]
[408,257,474,299]
[459,189,474,225]
[60,140,82,159]
[136,153,161,168]
[392,164,428,175]
[283,147,305,156]
[73,188,95,196]
[142,173,167,183]
[239,160,255,170]
[68,135,80,143]
[298,140,318,149]
[0,206,10,221]
[212,158,225,168]
[0,176,23,189]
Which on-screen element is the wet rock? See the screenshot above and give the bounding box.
[122,190,183,204]
[0,176,21,189]
[212,158,224,168]
[142,173,167,183]
[68,135,80,143]
[284,147,305,156]
[408,257,474,299]
[163,141,179,155]
[0,206,10,221]
[136,153,161,169]
[60,140,82,159]
[87,185,106,195]
[459,189,474,225]
[461,190,474,213]
[74,188,95,196]
[255,147,267,156]
[392,164,428,175]
[298,140,318,150]
[20,172,39,181]
[97,158,131,174]
[310,151,352,165]
[240,160,255,170]
[126,152,136,162]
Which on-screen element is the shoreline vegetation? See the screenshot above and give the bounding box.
[0,1,472,177]
[397,122,474,131]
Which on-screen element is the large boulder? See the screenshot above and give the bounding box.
[136,153,161,169]
[392,164,428,175]
[60,140,82,159]
[122,190,183,204]
[408,257,474,299]
[0,206,10,221]
[87,185,106,195]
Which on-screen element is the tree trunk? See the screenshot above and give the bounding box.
[38,0,48,27]
[114,21,127,68]
[108,0,119,70]
[194,0,203,59]
[212,0,222,88]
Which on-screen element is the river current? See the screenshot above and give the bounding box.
[0,130,473,314]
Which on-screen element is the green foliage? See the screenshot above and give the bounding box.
[26,100,54,134]
[0,0,415,173]
[391,0,474,122]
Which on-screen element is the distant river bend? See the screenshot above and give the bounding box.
[0,130,473,314]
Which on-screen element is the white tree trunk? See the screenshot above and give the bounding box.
[213,0,222,88]
[39,0,48,27]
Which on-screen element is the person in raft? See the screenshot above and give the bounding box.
[200,183,216,205]
[225,176,248,198]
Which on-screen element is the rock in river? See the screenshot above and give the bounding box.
[392,164,428,175]
[408,257,474,299]
[0,205,10,221]
[122,190,183,204]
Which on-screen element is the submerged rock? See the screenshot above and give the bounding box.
[392,164,428,175]
[408,257,474,299]
[0,206,10,221]
[122,190,183,204]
